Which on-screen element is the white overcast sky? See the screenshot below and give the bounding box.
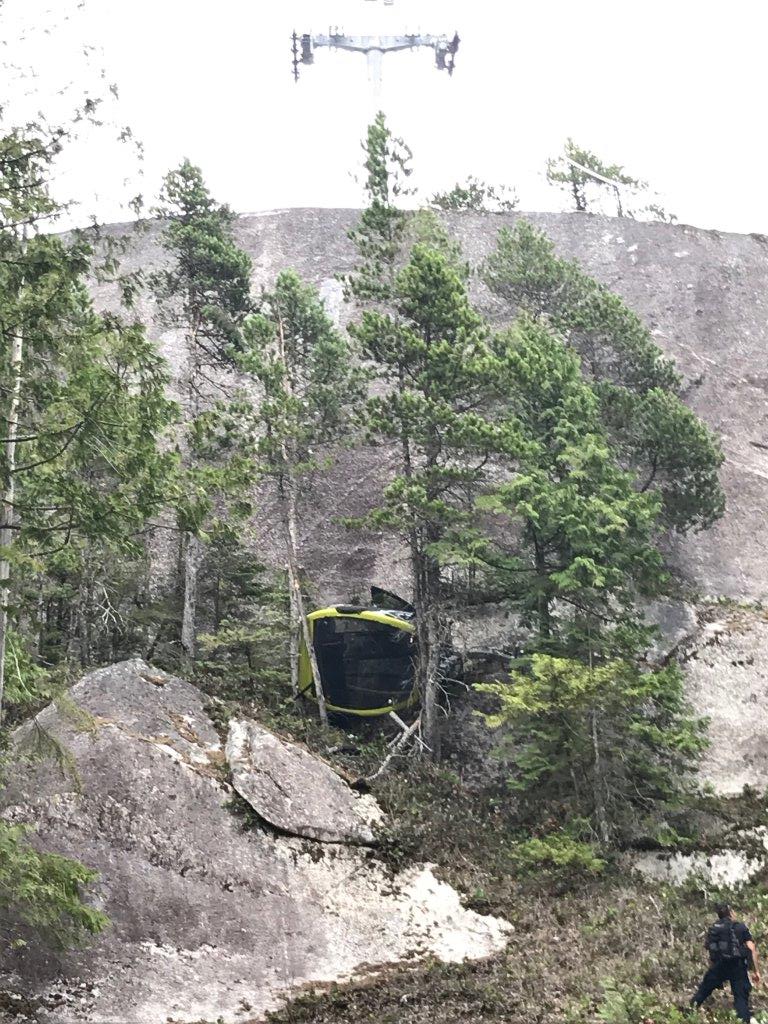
[2,0,767,234]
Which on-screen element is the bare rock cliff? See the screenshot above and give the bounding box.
[92,209,768,605]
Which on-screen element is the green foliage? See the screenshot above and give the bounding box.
[346,115,518,752]
[2,629,52,713]
[351,241,513,752]
[10,317,177,547]
[545,138,677,222]
[0,103,180,955]
[0,128,60,227]
[477,654,708,841]
[0,821,108,948]
[152,160,253,363]
[481,220,724,533]
[151,160,257,660]
[354,244,502,486]
[345,111,413,305]
[546,138,645,215]
[213,268,363,717]
[0,119,178,696]
[407,209,469,281]
[194,528,290,710]
[460,315,666,651]
[510,829,606,878]
[482,220,679,390]
[232,269,365,486]
[430,176,518,213]
[589,980,688,1024]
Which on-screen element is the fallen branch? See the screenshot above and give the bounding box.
[364,713,423,782]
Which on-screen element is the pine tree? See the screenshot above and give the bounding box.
[0,823,109,949]
[0,131,177,723]
[224,271,364,724]
[346,115,501,753]
[546,139,644,216]
[477,654,707,845]
[345,111,414,306]
[481,220,724,533]
[449,318,713,845]
[467,315,666,654]
[151,161,254,660]
[351,245,515,755]
[547,139,675,221]
[195,524,289,712]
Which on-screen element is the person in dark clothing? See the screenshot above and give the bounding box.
[691,903,761,1022]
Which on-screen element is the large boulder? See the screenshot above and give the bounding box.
[225,718,381,844]
[0,660,509,1024]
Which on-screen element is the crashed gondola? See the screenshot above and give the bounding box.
[298,588,417,717]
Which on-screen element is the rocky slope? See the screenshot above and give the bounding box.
[0,661,509,1024]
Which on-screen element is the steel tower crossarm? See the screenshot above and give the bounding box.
[312,33,446,54]
[291,29,459,82]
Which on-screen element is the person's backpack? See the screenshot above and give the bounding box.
[707,920,742,962]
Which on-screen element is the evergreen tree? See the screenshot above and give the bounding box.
[477,654,707,845]
[449,316,711,843]
[224,271,364,724]
[0,131,177,722]
[430,176,517,213]
[546,139,644,216]
[345,113,507,754]
[151,161,254,660]
[443,318,714,844]
[465,316,666,654]
[195,524,289,712]
[0,823,109,949]
[351,245,517,755]
[481,220,724,533]
[345,111,414,307]
[546,139,675,221]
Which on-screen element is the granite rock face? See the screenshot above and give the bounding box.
[85,211,768,793]
[0,661,509,1024]
[90,210,768,606]
[673,607,768,795]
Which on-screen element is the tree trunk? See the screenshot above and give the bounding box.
[591,708,610,846]
[411,534,443,760]
[532,530,551,640]
[284,484,327,724]
[0,322,24,724]
[420,602,443,760]
[273,311,326,722]
[288,578,300,699]
[586,624,610,846]
[34,585,44,658]
[180,532,202,660]
[180,335,204,664]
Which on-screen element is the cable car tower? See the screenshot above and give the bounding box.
[292,0,460,94]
